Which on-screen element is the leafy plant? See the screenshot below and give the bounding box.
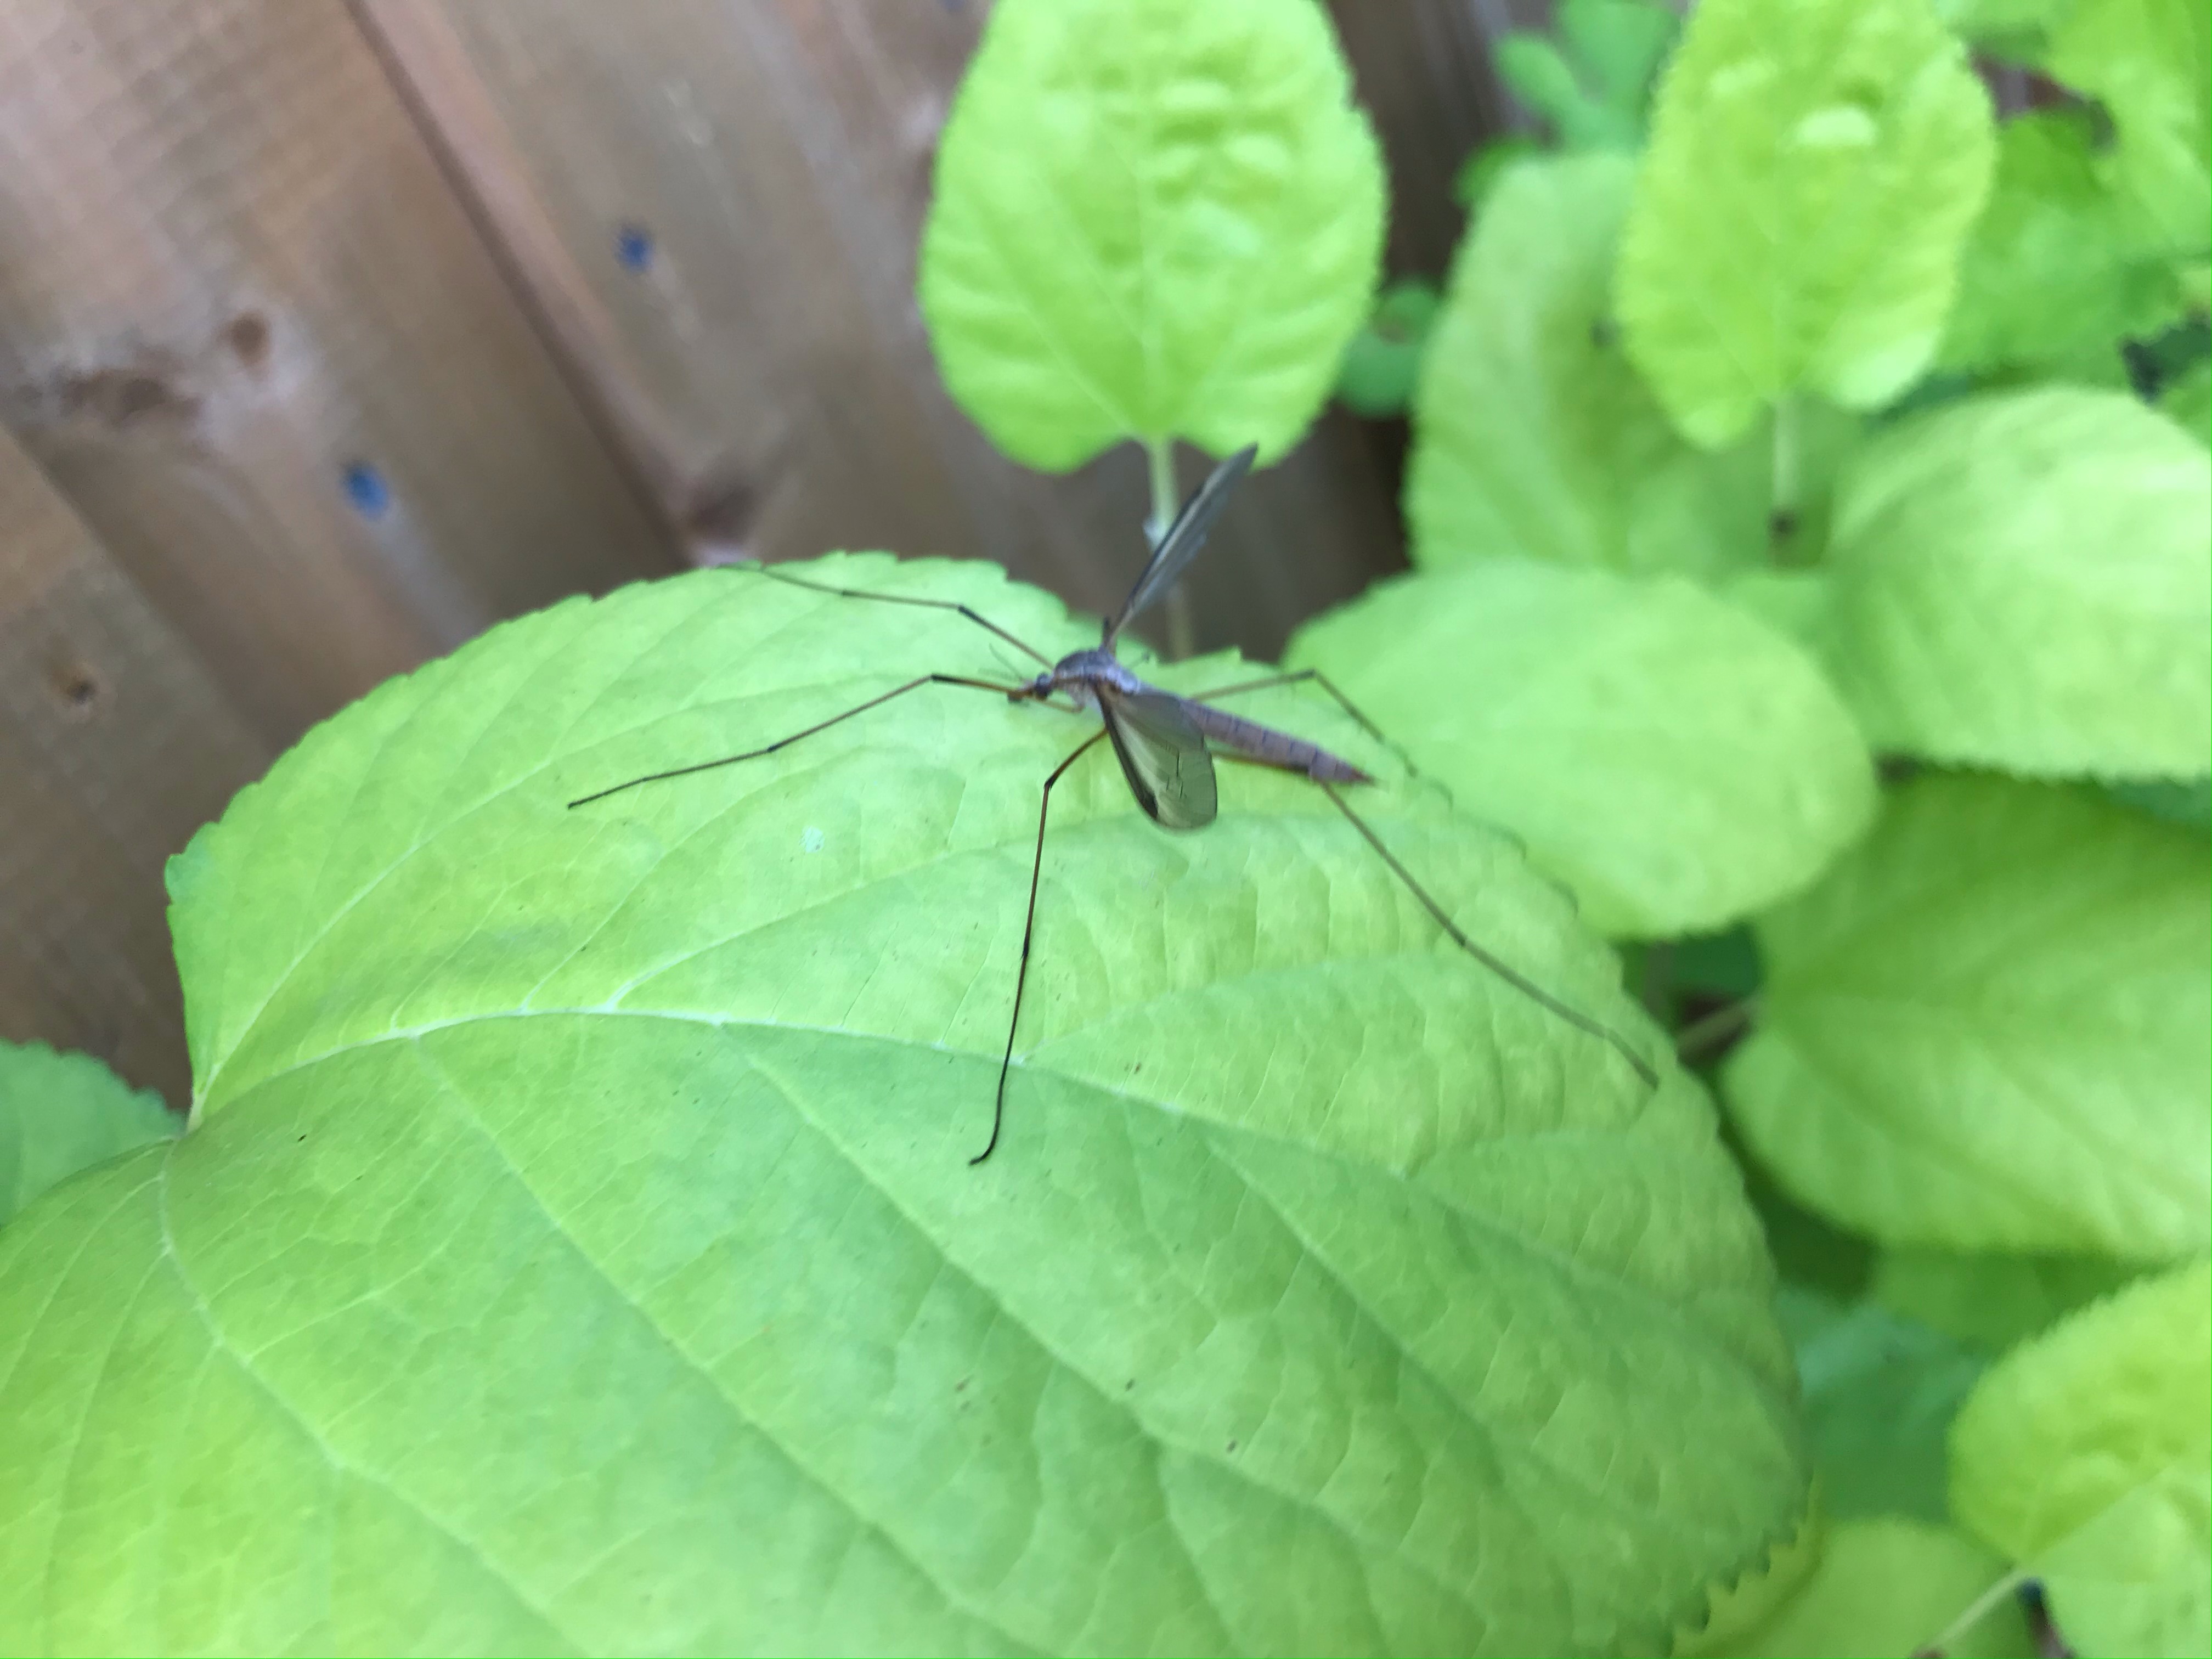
[0,1039,178,1226]
[2,0,2205,1654]
[1299,0,2208,1650]
[1494,0,1679,153]
[1950,1259,2211,1657]
[1334,278,1441,417]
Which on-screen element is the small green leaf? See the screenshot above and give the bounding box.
[1498,1,1678,151]
[1826,387,2212,778]
[1872,1248,2140,1353]
[918,0,1385,469]
[1619,0,1996,447]
[1703,1516,2035,1658]
[2043,0,2211,252]
[1951,1257,2212,1658]
[3,560,1808,1652]
[1497,35,1618,146]
[0,1040,177,1227]
[1286,560,1876,938]
[1334,279,1440,418]
[1775,1287,1988,1523]
[1742,1162,1875,1305]
[1406,156,1776,582]
[1556,0,1679,128]
[1940,108,2193,376]
[1452,135,1544,210]
[2163,355,2211,445]
[1932,0,2072,59]
[2109,773,2212,830]
[1726,772,2211,1259]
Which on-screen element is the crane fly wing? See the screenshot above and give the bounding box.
[1107,443,1257,645]
[1099,687,1218,830]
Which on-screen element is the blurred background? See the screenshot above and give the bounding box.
[0,1,1561,1108]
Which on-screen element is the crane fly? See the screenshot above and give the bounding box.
[571,444,1658,1161]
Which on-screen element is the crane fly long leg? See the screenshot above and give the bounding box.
[1301,772,1661,1088]
[978,729,1110,1166]
[567,673,1029,808]
[732,561,1056,669]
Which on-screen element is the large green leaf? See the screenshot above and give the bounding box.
[917,0,1384,469]
[1672,1503,1822,1658]
[0,561,1806,1654]
[1705,1516,2034,1658]
[2042,0,2211,252]
[1939,108,2193,377]
[1951,1258,2212,1658]
[0,1040,177,1228]
[1826,387,2212,778]
[1725,772,2210,1260]
[1618,0,1996,447]
[1404,156,1779,582]
[1286,560,1876,938]
[1719,569,1837,663]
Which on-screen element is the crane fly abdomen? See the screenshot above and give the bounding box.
[1184,701,1373,784]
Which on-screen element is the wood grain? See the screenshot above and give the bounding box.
[357,0,1410,661]
[0,0,674,748]
[0,426,267,1105]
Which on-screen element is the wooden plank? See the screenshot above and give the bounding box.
[355,0,1410,662]
[1328,0,1526,283]
[0,427,269,1107]
[0,0,675,748]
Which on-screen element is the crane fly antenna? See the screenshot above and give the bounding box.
[732,560,1056,669]
[977,728,1109,1165]
[1312,777,1660,1087]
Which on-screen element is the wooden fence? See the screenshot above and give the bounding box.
[0,0,1533,1106]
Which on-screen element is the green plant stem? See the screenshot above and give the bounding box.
[1145,436,1196,661]
[1639,939,1674,1019]
[1770,394,1802,565]
[1911,1566,2028,1659]
[1675,996,1758,1064]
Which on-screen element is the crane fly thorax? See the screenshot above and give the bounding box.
[1047,647,1144,709]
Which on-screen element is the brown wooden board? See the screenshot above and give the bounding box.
[1329,0,1528,282]
[0,427,268,1107]
[0,0,676,749]
[357,0,1411,661]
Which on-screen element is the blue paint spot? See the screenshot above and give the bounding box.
[616,223,654,272]
[342,461,390,520]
